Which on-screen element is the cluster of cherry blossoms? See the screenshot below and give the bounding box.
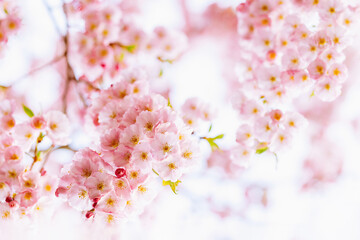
[57,69,199,223]
[67,0,187,83]
[0,0,21,54]
[204,0,359,174]
[0,90,71,220]
[1,1,360,236]
[181,97,215,131]
[237,0,358,101]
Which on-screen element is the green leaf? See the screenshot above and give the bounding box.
[23,105,34,117]
[202,134,224,151]
[167,98,173,109]
[207,139,219,150]
[213,134,224,140]
[152,168,159,176]
[256,147,268,154]
[124,45,136,53]
[208,124,212,132]
[159,69,163,77]
[162,180,181,194]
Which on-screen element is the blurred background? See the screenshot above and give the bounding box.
[1,0,360,239]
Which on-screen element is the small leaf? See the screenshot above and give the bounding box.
[208,139,219,150]
[124,45,136,53]
[162,180,181,194]
[256,147,268,154]
[159,69,163,77]
[23,105,34,117]
[152,168,159,176]
[213,134,224,140]
[167,98,173,109]
[208,124,212,132]
[119,52,125,62]
[202,134,224,151]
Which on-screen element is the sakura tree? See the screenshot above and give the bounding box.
[0,0,360,239]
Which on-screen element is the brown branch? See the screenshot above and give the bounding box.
[39,144,55,172]
[30,133,45,170]
[40,144,76,172]
[61,2,76,114]
[9,54,65,85]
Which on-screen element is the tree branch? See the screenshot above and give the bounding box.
[9,54,65,86]
[61,2,76,114]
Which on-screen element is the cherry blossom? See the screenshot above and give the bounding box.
[0,90,71,218]
[0,0,21,55]
[0,0,359,237]
[57,70,200,221]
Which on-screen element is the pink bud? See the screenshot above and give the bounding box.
[8,200,18,208]
[55,187,68,197]
[115,168,126,178]
[86,210,95,219]
[93,114,100,126]
[40,168,47,176]
[92,197,100,208]
[5,196,13,203]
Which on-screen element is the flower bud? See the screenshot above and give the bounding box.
[85,210,95,219]
[115,168,126,178]
[55,187,68,197]
[40,168,47,176]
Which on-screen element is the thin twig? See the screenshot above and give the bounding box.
[61,2,76,114]
[179,0,191,32]
[39,144,55,171]
[42,0,64,36]
[30,133,44,170]
[40,145,76,171]
[9,54,65,85]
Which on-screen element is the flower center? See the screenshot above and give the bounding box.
[97,182,105,191]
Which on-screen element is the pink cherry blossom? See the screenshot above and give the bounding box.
[85,172,113,199]
[4,146,22,162]
[0,0,358,231]
[44,111,71,145]
[30,116,47,130]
